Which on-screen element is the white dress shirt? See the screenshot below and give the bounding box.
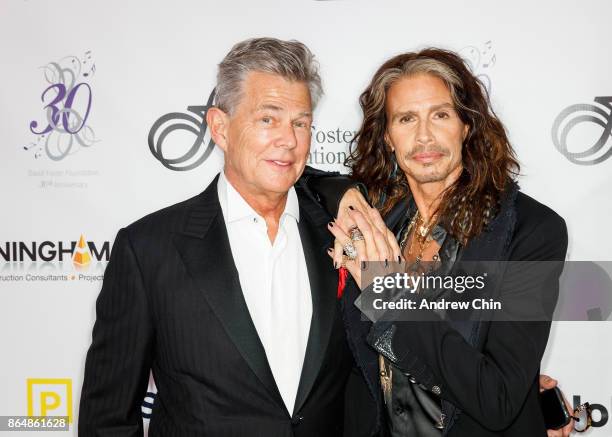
[217,171,313,415]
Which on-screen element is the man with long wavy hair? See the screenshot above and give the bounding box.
[309,48,570,436]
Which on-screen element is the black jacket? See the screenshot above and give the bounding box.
[307,170,568,436]
[78,173,353,437]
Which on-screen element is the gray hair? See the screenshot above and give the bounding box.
[369,57,477,120]
[215,37,323,114]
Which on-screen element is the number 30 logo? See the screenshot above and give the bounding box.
[24,53,98,161]
[30,82,92,135]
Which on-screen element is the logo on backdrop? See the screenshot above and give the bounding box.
[573,395,609,429]
[459,41,496,93]
[141,373,157,420]
[26,378,73,423]
[555,262,612,321]
[0,234,109,282]
[0,234,109,264]
[24,51,98,161]
[552,96,612,165]
[308,125,356,170]
[142,391,156,419]
[148,89,216,171]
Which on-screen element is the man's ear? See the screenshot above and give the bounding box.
[207,107,229,152]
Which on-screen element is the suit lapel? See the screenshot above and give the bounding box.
[172,176,285,410]
[292,184,337,416]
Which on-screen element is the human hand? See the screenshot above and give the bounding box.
[540,374,574,437]
[327,207,402,288]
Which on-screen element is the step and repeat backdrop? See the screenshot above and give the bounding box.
[1,0,611,434]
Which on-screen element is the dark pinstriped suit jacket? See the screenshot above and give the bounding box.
[78,174,353,436]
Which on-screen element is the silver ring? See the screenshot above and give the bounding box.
[343,241,358,260]
[349,226,365,241]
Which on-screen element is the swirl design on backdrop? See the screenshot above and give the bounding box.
[24,51,98,161]
[459,41,496,93]
[148,90,216,171]
[552,96,612,165]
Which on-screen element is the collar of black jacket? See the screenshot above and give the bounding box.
[384,180,520,259]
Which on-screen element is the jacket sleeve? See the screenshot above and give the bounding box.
[78,228,154,436]
[368,211,568,431]
[300,165,368,217]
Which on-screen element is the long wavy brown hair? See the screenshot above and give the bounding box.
[347,48,519,244]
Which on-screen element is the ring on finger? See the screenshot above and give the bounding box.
[349,226,365,241]
[343,241,358,260]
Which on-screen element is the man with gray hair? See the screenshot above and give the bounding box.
[78,38,356,436]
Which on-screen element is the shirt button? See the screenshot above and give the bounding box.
[253,218,258,223]
[394,406,404,415]
[432,385,441,395]
[291,415,304,426]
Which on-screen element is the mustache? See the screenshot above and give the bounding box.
[404,144,449,158]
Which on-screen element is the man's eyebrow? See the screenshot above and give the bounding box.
[390,110,416,121]
[255,104,283,112]
[390,103,456,120]
[255,105,312,118]
[430,102,455,111]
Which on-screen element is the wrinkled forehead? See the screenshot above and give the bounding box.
[385,74,454,112]
[238,71,313,115]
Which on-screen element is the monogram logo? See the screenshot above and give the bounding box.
[552,96,612,165]
[148,90,216,171]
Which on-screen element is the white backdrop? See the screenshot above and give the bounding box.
[1,0,611,434]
